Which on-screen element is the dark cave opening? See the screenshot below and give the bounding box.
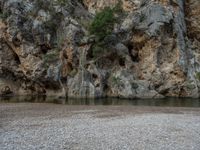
[119,57,126,67]
[13,53,21,64]
[127,43,139,62]
[92,74,98,79]
[40,43,51,54]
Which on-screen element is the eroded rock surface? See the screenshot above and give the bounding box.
[0,0,200,98]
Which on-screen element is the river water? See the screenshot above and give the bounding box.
[0,96,200,107]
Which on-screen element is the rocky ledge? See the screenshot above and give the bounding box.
[0,0,200,99]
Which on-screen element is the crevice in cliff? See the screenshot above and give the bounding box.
[3,33,21,64]
[13,53,20,64]
[40,43,51,54]
[127,43,139,62]
[119,57,126,67]
[185,0,200,41]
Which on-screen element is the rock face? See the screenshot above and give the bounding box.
[0,0,200,98]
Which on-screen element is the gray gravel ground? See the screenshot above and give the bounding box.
[0,104,200,150]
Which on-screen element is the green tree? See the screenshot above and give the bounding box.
[89,1,123,58]
[89,7,116,40]
[56,0,68,6]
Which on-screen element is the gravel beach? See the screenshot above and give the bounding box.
[0,103,200,150]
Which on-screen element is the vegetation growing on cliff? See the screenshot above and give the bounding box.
[89,7,116,40]
[89,1,123,57]
[43,49,60,68]
[195,72,200,81]
[57,0,68,6]
[0,11,10,21]
[89,1,122,40]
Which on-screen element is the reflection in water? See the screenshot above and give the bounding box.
[0,96,200,107]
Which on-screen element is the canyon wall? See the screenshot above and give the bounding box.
[0,0,200,98]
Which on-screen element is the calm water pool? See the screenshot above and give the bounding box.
[0,96,200,107]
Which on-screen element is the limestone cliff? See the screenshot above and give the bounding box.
[0,0,200,99]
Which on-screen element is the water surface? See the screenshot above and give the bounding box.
[0,96,200,107]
